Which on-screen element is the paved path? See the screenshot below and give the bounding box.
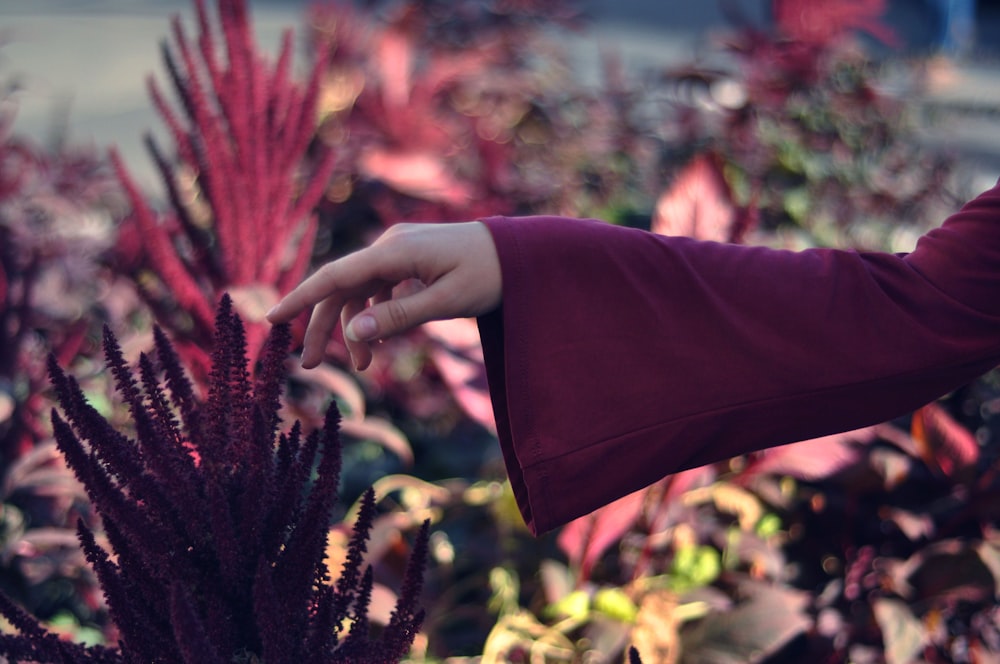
[1,0,998,190]
[0,1,300,189]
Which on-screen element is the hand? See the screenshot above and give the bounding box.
[266,221,502,371]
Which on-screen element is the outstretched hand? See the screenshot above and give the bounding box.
[266,221,502,371]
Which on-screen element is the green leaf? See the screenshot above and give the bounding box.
[547,590,591,621]
[670,545,721,592]
[782,188,811,222]
[488,566,521,617]
[593,587,638,623]
[81,389,114,419]
[46,613,104,647]
[755,513,783,539]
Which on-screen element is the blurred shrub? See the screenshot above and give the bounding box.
[0,49,123,644]
[651,0,958,250]
[0,0,994,660]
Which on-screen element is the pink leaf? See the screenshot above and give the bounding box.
[663,465,717,505]
[376,24,414,109]
[423,318,495,433]
[738,427,875,483]
[368,582,401,626]
[911,402,979,480]
[651,154,735,242]
[557,487,647,582]
[359,148,473,205]
[880,507,935,542]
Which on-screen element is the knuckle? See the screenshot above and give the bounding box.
[375,224,424,278]
[316,260,340,283]
[381,222,417,243]
[384,299,411,332]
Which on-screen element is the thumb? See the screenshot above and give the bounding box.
[345,284,444,342]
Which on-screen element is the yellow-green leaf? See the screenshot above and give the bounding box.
[593,587,638,623]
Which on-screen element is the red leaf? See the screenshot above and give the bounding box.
[773,0,898,46]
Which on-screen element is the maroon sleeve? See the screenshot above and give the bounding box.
[476,180,1000,535]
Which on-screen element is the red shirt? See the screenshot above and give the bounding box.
[477,179,1000,535]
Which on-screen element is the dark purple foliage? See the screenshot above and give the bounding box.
[0,295,427,663]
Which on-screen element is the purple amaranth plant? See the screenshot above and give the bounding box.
[111,0,337,380]
[0,294,428,663]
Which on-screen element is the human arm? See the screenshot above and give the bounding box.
[477,180,1000,534]
[268,181,1000,536]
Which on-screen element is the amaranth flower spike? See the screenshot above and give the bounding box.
[0,294,428,663]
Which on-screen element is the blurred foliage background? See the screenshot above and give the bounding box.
[2,0,1000,661]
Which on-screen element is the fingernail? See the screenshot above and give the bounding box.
[347,314,378,341]
[265,305,278,320]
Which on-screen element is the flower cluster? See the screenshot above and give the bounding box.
[111,0,337,377]
[0,295,427,663]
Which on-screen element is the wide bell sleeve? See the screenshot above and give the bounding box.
[476,179,1000,535]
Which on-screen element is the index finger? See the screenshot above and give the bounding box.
[266,245,398,324]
